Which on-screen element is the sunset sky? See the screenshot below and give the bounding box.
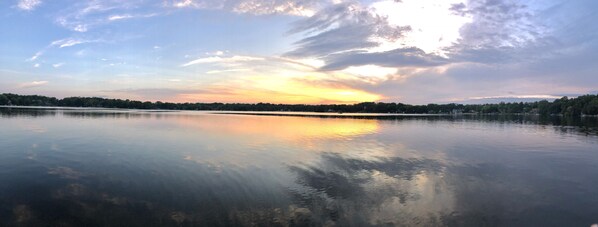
[1,0,597,104]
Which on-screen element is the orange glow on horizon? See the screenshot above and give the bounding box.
[174,77,382,104]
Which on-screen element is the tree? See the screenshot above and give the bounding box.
[0,94,8,105]
[1,93,597,116]
[583,99,598,115]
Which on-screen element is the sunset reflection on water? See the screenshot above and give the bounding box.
[1,108,598,226]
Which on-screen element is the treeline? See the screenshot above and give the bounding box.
[1,93,598,116]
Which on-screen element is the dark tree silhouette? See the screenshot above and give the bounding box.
[1,93,598,116]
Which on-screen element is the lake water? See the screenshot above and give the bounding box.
[1,108,597,226]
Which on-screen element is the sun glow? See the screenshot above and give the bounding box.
[370,0,472,55]
[175,54,383,104]
[177,79,381,104]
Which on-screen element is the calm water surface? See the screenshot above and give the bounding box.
[1,108,597,226]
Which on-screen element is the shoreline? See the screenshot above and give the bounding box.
[2,105,598,118]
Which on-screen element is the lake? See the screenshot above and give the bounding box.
[1,107,597,226]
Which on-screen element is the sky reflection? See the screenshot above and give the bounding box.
[0,108,597,226]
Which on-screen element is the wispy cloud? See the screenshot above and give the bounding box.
[27,51,43,61]
[17,0,42,11]
[285,2,411,59]
[108,14,134,21]
[6,0,598,104]
[19,81,48,88]
[51,38,92,48]
[54,1,159,32]
[173,0,195,8]
[181,55,264,67]
[108,13,159,21]
[169,0,322,16]
[206,69,251,74]
[26,38,98,63]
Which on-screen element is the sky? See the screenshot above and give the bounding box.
[1,0,597,104]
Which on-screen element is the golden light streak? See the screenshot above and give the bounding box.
[176,75,382,104]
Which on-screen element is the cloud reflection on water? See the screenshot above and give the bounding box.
[1,108,598,226]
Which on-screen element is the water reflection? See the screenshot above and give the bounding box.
[288,154,445,226]
[1,108,597,226]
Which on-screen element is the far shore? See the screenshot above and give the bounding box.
[3,105,598,118]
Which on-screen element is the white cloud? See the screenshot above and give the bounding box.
[232,0,317,16]
[181,55,264,67]
[108,14,134,21]
[108,13,158,22]
[174,0,195,8]
[51,38,86,48]
[27,51,43,61]
[17,0,42,11]
[206,69,251,74]
[342,65,397,78]
[370,0,472,55]
[52,63,65,68]
[33,63,40,68]
[54,1,152,32]
[50,38,99,48]
[170,0,321,16]
[19,81,48,88]
[204,50,227,56]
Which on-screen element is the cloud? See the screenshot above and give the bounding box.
[27,51,43,61]
[181,55,264,67]
[231,0,320,16]
[17,0,41,11]
[54,1,158,32]
[444,0,549,64]
[51,38,92,48]
[171,51,387,103]
[8,0,598,104]
[52,63,65,68]
[282,0,545,73]
[173,0,195,8]
[19,81,48,88]
[206,69,251,74]
[285,2,411,58]
[25,38,96,63]
[456,0,543,47]
[33,63,40,68]
[321,47,449,71]
[108,13,159,21]
[169,0,323,16]
[449,2,468,16]
[108,14,134,21]
[50,38,85,48]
